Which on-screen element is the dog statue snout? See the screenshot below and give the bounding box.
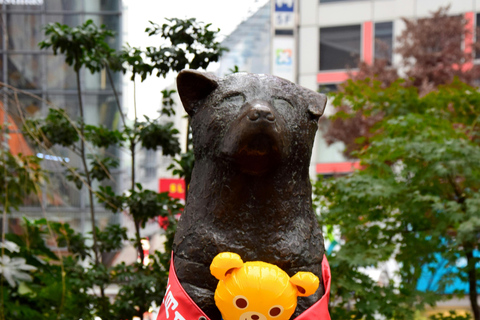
[247,104,275,122]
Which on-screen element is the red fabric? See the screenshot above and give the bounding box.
[156,254,331,320]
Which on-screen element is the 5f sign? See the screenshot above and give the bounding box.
[274,0,295,29]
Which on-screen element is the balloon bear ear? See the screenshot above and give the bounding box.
[210,252,244,280]
[290,272,320,297]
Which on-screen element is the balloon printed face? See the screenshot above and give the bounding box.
[210,252,320,320]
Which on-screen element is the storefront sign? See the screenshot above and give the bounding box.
[272,37,296,82]
[159,178,186,200]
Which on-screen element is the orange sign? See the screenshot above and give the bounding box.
[159,178,186,200]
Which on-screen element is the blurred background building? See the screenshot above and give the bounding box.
[0,0,123,234]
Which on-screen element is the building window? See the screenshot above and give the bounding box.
[320,25,361,71]
[374,21,393,63]
[318,84,338,93]
[320,0,363,3]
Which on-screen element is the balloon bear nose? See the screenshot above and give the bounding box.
[251,315,259,320]
[247,104,275,122]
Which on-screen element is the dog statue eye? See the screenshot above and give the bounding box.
[273,98,293,112]
[234,296,249,309]
[223,94,245,105]
[268,306,283,317]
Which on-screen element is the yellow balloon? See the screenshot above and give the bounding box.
[210,252,319,320]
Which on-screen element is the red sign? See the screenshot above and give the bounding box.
[159,178,186,200]
[316,162,361,175]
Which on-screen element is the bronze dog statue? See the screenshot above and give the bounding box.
[173,70,327,320]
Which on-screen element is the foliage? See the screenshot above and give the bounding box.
[39,19,115,73]
[0,129,44,213]
[121,18,227,81]
[2,217,177,320]
[429,311,473,320]
[316,78,480,319]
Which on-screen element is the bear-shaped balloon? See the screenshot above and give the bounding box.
[210,252,319,320]
[173,70,327,320]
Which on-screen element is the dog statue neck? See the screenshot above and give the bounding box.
[186,158,313,222]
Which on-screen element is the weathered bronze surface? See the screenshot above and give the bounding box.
[173,70,327,320]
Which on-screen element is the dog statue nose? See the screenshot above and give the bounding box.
[251,315,259,320]
[247,104,275,122]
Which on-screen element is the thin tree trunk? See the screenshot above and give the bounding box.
[76,70,100,266]
[131,139,144,264]
[466,247,480,320]
[76,70,107,308]
[131,79,144,264]
[105,67,125,126]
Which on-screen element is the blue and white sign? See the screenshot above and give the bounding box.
[274,0,295,29]
[275,0,294,12]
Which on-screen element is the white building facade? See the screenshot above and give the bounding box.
[298,0,479,93]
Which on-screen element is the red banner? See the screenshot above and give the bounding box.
[156,254,331,320]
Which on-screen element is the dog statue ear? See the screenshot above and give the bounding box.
[307,91,327,120]
[210,252,244,280]
[177,69,219,116]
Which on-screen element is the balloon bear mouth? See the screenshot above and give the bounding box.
[239,311,267,320]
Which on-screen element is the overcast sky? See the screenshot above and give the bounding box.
[122,0,269,119]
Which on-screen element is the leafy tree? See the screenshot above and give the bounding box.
[319,10,480,318]
[38,20,119,271]
[316,78,480,320]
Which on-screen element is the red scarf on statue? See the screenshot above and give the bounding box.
[156,254,331,320]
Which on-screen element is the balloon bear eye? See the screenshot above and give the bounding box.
[269,306,283,317]
[234,296,249,309]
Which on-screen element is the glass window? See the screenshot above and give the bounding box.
[4,1,43,11]
[7,14,43,51]
[84,0,120,12]
[320,0,363,3]
[8,54,42,89]
[5,92,42,127]
[84,69,103,91]
[84,94,120,129]
[45,13,81,28]
[46,54,76,90]
[318,84,338,93]
[45,0,83,11]
[46,171,82,208]
[45,94,80,119]
[320,25,361,70]
[0,57,5,83]
[374,21,393,63]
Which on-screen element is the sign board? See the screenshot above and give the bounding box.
[274,0,295,29]
[159,178,186,200]
[272,0,296,82]
[272,37,296,82]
